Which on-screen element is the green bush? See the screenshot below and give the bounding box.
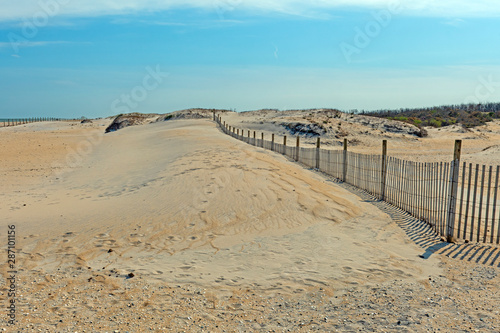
[429,118,442,127]
[394,116,408,122]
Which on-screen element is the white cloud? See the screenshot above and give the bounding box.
[443,18,466,27]
[0,0,500,22]
[0,41,70,48]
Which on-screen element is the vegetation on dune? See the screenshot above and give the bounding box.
[366,103,500,128]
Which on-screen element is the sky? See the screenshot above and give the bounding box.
[1,0,500,118]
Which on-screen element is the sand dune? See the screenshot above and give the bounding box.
[3,119,438,285]
[1,118,498,331]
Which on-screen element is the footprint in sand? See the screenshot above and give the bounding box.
[342,266,353,273]
[93,234,116,247]
[167,235,182,242]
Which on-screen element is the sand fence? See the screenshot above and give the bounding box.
[0,117,67,127]
[214,113,500,245]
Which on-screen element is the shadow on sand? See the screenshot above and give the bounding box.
[325,177,500,268]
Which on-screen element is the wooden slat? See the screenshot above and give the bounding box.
[442,163,450,236]
[410,161,416,217]
[434,162,441,232]
[464,163,472,240]
[397,158,402,208]
[494,166,500,244]
[390,157,395,206]
[470,164,479,242]
[477,165,486,242]
[416,162,421,219]
[484,166,492,243]
[423,163,428,224]
[403,159,407,210]
[395,159,400,208]
[458,162,466,239]
[436,162,443,234]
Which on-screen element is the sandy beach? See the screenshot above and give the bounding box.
[0,117,499,332]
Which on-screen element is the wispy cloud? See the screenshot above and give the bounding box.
[1,0,500,22]
[443,18,466,27]
[109,18,187,26]
[0,41,72,48]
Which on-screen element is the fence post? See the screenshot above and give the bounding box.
[316,137,320,169]
[283,135,287,146]
[213,111,215,121]
[381,140,388,200]
[296,136,300,161]
[237,129,239,136]
[272,134,275,151]
[343,139,348,182]
[261,133,264,148]
[446,140,462,243]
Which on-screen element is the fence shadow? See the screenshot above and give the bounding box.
[320,174,500,268]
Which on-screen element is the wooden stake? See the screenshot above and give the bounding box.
[316,137,320,169]
[296,136,300,161]
[446,140,462,242]
[381,140,387,200]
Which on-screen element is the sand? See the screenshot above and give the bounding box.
[0,117,499,331]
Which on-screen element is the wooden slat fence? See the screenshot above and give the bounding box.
[215,114,500,245]
[1,118,65,127]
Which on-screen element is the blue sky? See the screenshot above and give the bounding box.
[1,1,500,118]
